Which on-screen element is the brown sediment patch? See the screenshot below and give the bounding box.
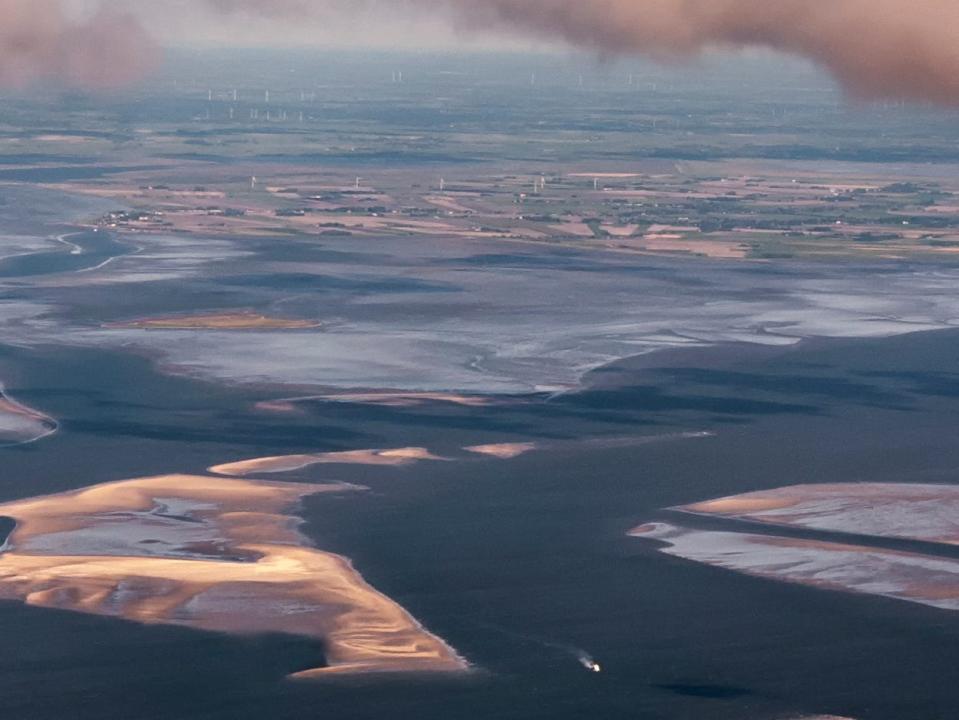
[214,432,709,479]
[210,447,449,477]
[255,391,500,412]
[0,475,467,677]
[104,311,321,331]
[422,195,477,215]
[684,496,796,515]
[679,483,959,545]
[631,522,959,612]
[316,391,498,408]
[464,443,537,460]
[604,225,641,238]
[0,388,57,446]
[637,237,750,259]
[33,135,94,144]
[549,222,595,238]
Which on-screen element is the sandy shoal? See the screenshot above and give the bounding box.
[105,311,321,331]
[0,474,467,677]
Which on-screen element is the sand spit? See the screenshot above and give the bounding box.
[680,483,959,546]
[210,448,449,477]
[105,311,321,331]
[464,443,538,460]
[632,523,959,612]
[256,391,500,413]
[463,433,708,460]
[0,387,58,446]
[212,432,712,478]
[632,483,959,611]
[635,236,750,259]
[0,475,468,677]
[213,443,539,479]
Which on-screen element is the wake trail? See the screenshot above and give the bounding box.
[463,617,602,673]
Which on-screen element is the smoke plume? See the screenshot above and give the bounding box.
[452,0,959,105]
[198,0,959,105]
[0,0,156,89]
[3,0,959,105]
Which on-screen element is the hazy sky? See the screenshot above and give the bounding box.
[100,2,518,50]
[154,4,542,51]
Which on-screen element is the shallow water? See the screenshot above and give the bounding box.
[0,230,133,278]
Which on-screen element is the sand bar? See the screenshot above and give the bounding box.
[632,482,959,611]
[632,522,959,612]
[0,474,467,676]
[464,443,537,459]
[210,447,449,477]
[105,311,321,331]
[255,391,502,413]
[680,483,959,545]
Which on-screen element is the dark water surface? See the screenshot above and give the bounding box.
[0,230,133,278]
[0,330,957,719]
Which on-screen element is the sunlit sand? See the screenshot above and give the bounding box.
[255,391,501,413]
[212,433,705,476]
[681,483,959,545]
[633,483,959,611]
[464,443,537,459]
[0,475,468,676]
[105,311,321,331]
[210,447,449,477]
[638,236,749,259]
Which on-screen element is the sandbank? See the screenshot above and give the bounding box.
[105,311,321,331]
[680,483,959,545]
[210,447,449,477]
[464,443,537,459]
[0,474,467,676]
[632,522,959,612]
[632,482,959,611]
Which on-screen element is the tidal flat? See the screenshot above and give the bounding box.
[0,326,958,719]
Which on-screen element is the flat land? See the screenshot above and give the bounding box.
[31,162,959,263]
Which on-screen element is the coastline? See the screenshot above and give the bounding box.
[0,474,470,678]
